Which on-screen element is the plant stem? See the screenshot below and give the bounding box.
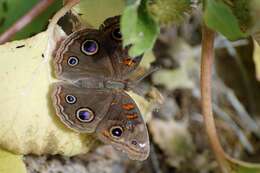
[200,24,228,173]
[0,0,55,44]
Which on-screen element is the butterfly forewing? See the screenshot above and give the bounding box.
[100,16,143,80]
[54,29,115,81]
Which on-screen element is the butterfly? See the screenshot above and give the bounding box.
[51,16,150,160]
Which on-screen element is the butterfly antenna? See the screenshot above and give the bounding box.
[136,66,160,84]
[126,66,160,90]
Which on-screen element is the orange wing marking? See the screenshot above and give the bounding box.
[126,113,138,120]
[123,58,136,67]
[122,103,135,111]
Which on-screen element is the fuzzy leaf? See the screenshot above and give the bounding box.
[204,0,247,40]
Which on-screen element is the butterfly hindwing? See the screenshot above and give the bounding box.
[95,91,150,160]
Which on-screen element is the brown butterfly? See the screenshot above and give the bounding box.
[51,16,150,160]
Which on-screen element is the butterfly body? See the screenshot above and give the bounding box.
[52,16,150,160]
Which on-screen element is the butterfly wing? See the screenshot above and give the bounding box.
[54,16,143,81]
[52,82,114,132]
[100,16,143,80]
[95,91,150,161]
[54,28,115,81]
[52,16,149,160]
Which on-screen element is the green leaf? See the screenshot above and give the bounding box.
[226,157,260,173]
[73,0,124,28]
[120,0,139,46]
[121,0,159,56]
[203,0,247,40]
[0,148,26,173]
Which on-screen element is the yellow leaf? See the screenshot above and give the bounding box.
[0,31,152,157]
[0,148,26,173]
[0,32,95,156]
[0,1,153,158]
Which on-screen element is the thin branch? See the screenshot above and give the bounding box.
[200,25,228,172]
[0,0,55,44]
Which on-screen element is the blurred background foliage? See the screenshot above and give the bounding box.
[0,0,62,40]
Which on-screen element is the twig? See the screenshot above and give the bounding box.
[200,25,228,172]
[0,0,55,44]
